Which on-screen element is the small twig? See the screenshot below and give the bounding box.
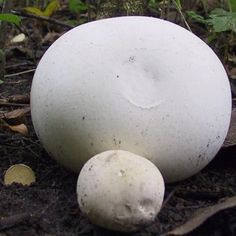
[165,0,171,20]
[11,10,73,29]
[167,204,211,210]
[160,0,167,19]
[4,68,36,78]
[22,137,41,147]
[175,190,224,201]
[22,143,40,158]
[5,62,32,69]
[0,212,32,230]
[4,79,29,84]
[161,186,178,210]
[0,101,29,107]
[173,0,192,32]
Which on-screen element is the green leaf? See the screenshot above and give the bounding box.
[229,0,236,13]
[207,8,236,33]
[43,0,60,17]
[0,79,3,85]
[148,0,156,7]
[24,7,45,16]
[210,8,229,16]
[0,13,21,26]
[69,0,88,13]
[206,32,217,44]
[24,0,59,17]
[186,11,207,24]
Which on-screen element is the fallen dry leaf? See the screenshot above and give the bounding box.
[3,107,30,120]
[223,108,236,147]
[0,118,28,136]
[4,164,36,186]
[164,196,236,236]
[10,33,26,43]
[1,107,30,125]
[8,94,30,104]
[42,32,62,45]
[9,46,34,59]
[0,108,29,136]
[0,98,8,103]
[8,124,28,136]
[229,67,236,80]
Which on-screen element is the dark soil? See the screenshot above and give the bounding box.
[0,121,236,236]
[1,2,236,236]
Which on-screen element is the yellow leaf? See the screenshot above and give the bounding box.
[43,0,60,17]
[24,7,45,16]
[8,124,28,136]
[4,164,36,186]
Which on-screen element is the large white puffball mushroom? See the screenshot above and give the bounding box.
[31,16,231,182]
[77,150,165,232]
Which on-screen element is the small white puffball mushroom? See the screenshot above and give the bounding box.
[77,150,165,232]
[31,16,231,182]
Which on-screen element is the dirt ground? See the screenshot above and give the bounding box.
[1,2,236,236]
[0,107,236,236]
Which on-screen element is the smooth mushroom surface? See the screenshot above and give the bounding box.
[77,150,165,232]
[31,16,231,182]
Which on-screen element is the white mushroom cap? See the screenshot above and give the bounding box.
[31,16,231,182]
[77,150,165,232]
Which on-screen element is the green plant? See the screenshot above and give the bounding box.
[186,0,236,66]
[69,0,88,14]
[148,0,161,10]
[0,12,21,82]
[24,0,59,17]
[68,0,96,25]
[0,13,21,25]
[187,0,236,33]
[207,9,236,33]
[229,0,236,12]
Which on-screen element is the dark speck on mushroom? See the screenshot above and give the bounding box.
[129,56,135,62]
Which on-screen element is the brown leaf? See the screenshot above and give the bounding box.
[8,124,28,136]
[0,98,8,103]
[223,108,236,147]
[9,47,34,59]
[42,32,62,45]
[164,196,236,236]
[229,67,236,79]
[1,107,30,125]
[8,94,30,104]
